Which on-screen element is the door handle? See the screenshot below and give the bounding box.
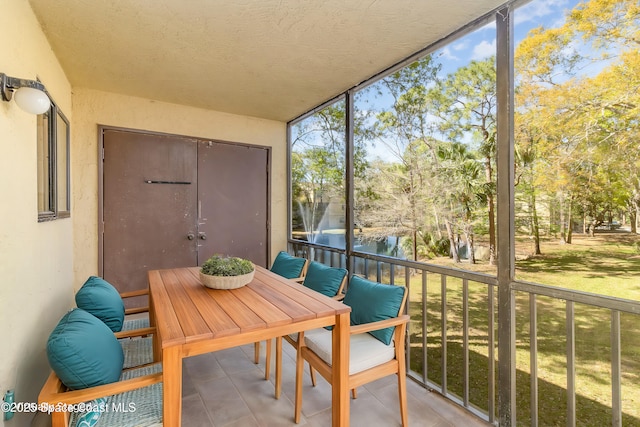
[199,233,207,240]
[187,233,195,240]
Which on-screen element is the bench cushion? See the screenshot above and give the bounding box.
[47,308,124,390]
[75,276,125,332]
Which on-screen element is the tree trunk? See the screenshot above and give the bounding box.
[446,220,460,263]
[464,224,476,264]
[433,207,443,239]
[409,167,419,261]
[559,192,567,244]
[530,191,541,255]
[486,158,496,265]
[566,197,573,244]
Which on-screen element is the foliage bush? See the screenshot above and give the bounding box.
[200,255,254,276]
[432,237,450,257]
[402,232,450,259]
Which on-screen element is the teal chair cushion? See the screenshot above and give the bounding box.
[75,276,125,332]
[47,308,124,390]
[270,251,306,279]
[343,275,405,345]
[303,262,347,297]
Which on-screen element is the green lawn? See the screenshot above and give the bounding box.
[403,231,640,426]
[516,231,640,300]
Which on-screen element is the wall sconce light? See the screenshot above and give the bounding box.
[1,73,51,115]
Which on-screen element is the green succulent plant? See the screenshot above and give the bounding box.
[200,254,254,276]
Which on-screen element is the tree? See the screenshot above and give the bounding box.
[357,57,443,261]
[290,101,346,243]
[437,142,485,263]
[514,0,640,242]
[428,57,498,264]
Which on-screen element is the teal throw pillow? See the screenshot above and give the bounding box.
[343,275,406,345]
[303,262,347,298]
[75,276,125,332]
[270,251,307,279]
[47,308,124,390]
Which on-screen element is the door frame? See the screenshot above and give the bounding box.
[97,125,272,276]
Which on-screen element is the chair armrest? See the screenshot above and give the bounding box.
[114,327,156,340]
[125,306,149,315]
[38,370,162,406]
[120,289,149,315]
[291,277,305,283]
[349,315,410,335]
[119,289,148,299]
[332,293,345,301]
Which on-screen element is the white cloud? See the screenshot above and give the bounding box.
[515,0,571,26]
[439,46,459,61]
[452,40,468,51]
[472,39,496,60]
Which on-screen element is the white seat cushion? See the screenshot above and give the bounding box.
[304,329,395,375]
[288,328,324,345]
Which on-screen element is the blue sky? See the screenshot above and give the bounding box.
[356,0,591,160]
[436,0,579,74]
[293,0,599,159]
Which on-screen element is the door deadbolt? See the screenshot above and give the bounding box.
[187,233,195,240]
[199,233,207,240]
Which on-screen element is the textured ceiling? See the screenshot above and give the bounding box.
[28,0,505,122]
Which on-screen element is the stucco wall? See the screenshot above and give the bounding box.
[71,89,288,289]
[0,1,74,426]
[0,3,287,424]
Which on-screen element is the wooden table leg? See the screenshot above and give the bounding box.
[149,292,161,362]
[163,346,182,426]
[275,336,282,399]
[332,312,350,426]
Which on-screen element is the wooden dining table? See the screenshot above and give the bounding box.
[148,265,352,426]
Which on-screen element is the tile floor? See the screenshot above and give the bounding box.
[180,341,492,427]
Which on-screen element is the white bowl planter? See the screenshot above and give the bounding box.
[199,269,255,289]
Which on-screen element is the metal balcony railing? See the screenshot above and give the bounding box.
[288,240,640,427]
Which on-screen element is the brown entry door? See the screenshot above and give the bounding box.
[102,130,199,296]
[101,129,269,299]
[197,141,269,267]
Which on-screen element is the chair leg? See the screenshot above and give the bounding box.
[309,364,316,387]
[294,348,305,423]
[265,339,272,380]
[397,346,408,426]
[51,410,69,427]
[254,341,260,364]
[275,336,282,399]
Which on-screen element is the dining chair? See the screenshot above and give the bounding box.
[254,251,310,366]
[294,275,409,426]
[268,261,348,398]
[40,308,162,427]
